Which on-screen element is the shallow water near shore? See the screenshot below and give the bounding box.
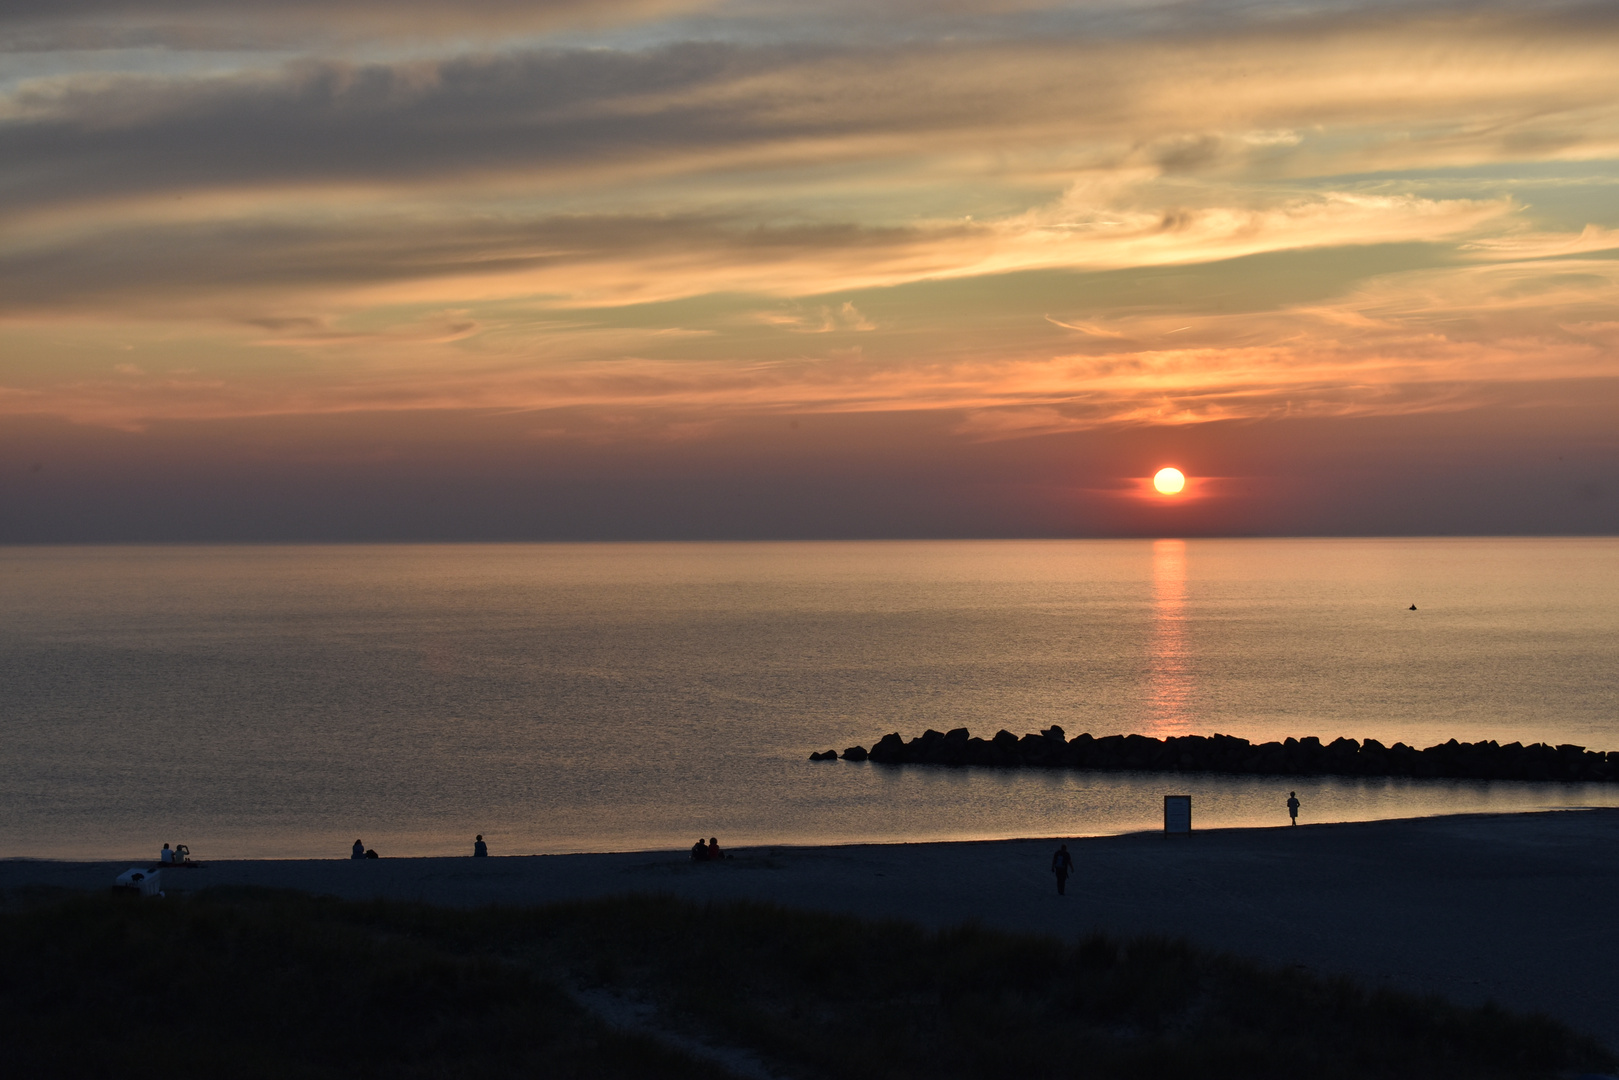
[3,538,1617,859]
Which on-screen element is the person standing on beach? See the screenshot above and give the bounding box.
[473,835,488,857]
[1287,792,1300,826]
[1050,844,1073,895]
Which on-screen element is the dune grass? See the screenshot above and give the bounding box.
[2,887,1610,1079]
[0,888,708,1080]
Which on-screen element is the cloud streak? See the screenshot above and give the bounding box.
[0,0,706,51]
[1,0,1617,462]
[0,188,1510,317]
[8,248,1613,435]
[7,10,1619,217]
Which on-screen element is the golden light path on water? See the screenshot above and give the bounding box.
[1147,538,1194,735]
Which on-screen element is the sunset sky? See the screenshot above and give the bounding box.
[3,0,1617,539]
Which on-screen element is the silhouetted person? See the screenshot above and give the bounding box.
[691,839,708,862]
[160,843,174,864]
[1051,843,1073,895]
[1287,792,1300,826]
[352,839,365,860]
[473,835,488,857]
[364,848,379,859]
[707,837,722,861]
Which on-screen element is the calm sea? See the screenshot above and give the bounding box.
[3,539,1617,860]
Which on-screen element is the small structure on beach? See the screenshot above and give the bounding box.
[1164,795,1192,834]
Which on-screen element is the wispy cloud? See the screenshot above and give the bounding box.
[1,0,1617,445]
[0,0,707,51]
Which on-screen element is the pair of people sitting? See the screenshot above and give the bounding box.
[158,843,194,866]
[689,837,723,862]
[351,839,379,859]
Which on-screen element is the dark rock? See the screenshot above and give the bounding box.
[966,737,996,765]
[991,729,1022,765]
[918,729,953,764]
[835,727,1617,783]
[1385,743,1416,776]
[1019,733,1050,765]
[1092,734,1126,768]
[1122,733,1157,770]
[868,733,905,764]
[1062,732,1094,766]
[936,728,971,765]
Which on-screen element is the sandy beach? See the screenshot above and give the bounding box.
[7,808,1617,1052]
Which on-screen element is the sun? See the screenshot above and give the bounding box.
[1153,467,1186,495]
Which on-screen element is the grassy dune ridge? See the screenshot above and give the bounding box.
[2,887,1610,1079]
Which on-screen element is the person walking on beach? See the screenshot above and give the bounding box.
[1050,843,1073,896]
[1287,792,1300,826]
[473,835,488,857]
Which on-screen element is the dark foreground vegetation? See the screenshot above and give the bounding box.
[2,887,1611,1080]
[816,726,1618,782]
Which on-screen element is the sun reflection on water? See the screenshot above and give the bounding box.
[1146,538,1194,735]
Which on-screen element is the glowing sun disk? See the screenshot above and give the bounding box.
[1153,467,1186,495]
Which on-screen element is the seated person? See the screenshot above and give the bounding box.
[707,837,722,861]
[352,839,365,860]
[473,835,488,858]
[690,839,708,862]
[364,848,379,859]
[160,843,175,864]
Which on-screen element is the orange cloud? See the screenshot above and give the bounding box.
[3,1,1618,447]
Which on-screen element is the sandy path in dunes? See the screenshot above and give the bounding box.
[6,809,1617,1051]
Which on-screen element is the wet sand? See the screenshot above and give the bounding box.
[6,809,1617,1051]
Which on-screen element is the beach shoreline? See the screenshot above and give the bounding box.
[7,808,1618,1051]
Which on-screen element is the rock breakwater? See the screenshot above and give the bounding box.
[811,727,1617,782]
